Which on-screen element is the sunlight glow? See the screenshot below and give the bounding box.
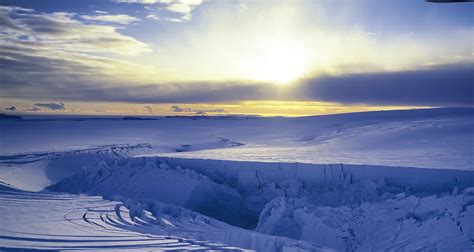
[244,38,312,84]
[139,2,472,86]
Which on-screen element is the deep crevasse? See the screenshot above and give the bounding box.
[49,155,474,251]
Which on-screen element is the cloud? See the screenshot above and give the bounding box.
[166,0,202,14]
[171,105,227,115]
[165,0,202,21]
[163,17,183,22]
[170,105,191,112]
[0,6,150,55]
[144,105,154,112]
[166,3,191,13]
[80,14,140,24]
[3,106,41,112]
[0,7,28,30]
[34,102,66,110]
[0,7,472,108]
[0,6,156,102]
[113,0,203,22]
[146,14,161,21]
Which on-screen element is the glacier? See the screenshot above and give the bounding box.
[0,108,473,251]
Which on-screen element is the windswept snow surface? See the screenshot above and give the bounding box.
[1,108,473,169]
[0,189,236,251]
[1,187,322,251]
[0,108,473,251]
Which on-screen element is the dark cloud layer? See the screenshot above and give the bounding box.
[54,63,474,106]
[1,50,473,106]
[296,64,474,106]
[2,63,473,106]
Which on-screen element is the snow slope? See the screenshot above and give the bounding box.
[0,108,473,251]
[1,107,473,169]
[158,108,474,170]
[0,144,150,191]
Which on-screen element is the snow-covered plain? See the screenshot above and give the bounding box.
[0,108,473,251]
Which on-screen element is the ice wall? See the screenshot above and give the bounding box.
[155,157,474,192]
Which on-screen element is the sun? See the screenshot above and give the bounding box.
[243,38,312,84]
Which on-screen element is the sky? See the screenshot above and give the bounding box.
[0,0,473,116]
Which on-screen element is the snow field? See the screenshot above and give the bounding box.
[1,108,473,251]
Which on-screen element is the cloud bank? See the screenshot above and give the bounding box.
[170,105,226,115]
[34,103,66,110]
[297,64,474,106]
[2,62,471,107]
[3,106,41,112]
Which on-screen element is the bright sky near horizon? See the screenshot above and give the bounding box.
[0,0,472,116]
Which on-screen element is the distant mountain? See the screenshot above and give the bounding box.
[164,115,261,120]
[123,116,156,121]
[0,113,22,120]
